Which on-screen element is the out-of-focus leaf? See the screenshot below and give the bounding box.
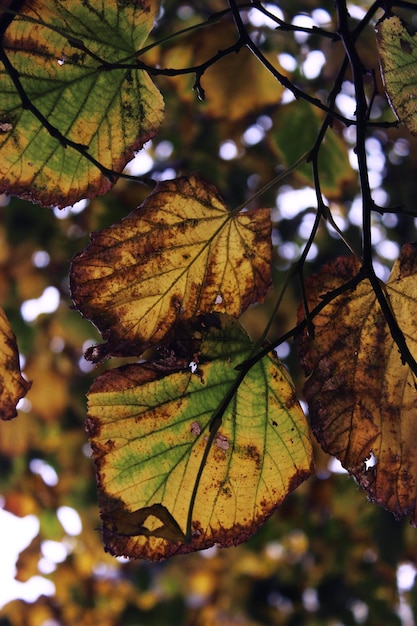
[0,0,163,207]
[156,20,286,121]
[87,313,313,559]
[377,15,417,135]
[70,174,271,360]
[297,244,417,524]
[269,100,355,198]
[0,306,30,420]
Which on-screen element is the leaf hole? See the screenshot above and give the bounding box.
[142,515,164,533]
[364,451,378,471]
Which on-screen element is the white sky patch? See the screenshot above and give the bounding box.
[155,140,173,160]
[265,540,284,560]
[54,198,89,219]
[275,341,290,359]
[29,458,59,487]
[41,540,68,564]
[382,212,398,229]
[21,286,60,322]
[303,588,320,612]
[336,92,356,119]
[125,147,154,176]
[376,239,400,261]
[0,509,55,608]
[373,260,390,282]
[302,50,326,79]
[312,8,331,26]
[364,451,378,470]
[347,4,367,21]
[200,545,218,559]
[275,186,318,219]
[279,241,300,262]
[16,397,32,412]
[298,212,317,239]
[305,242,318,261]
[328,457,348,474]
[219,140,239,160]
[177,5,194,20]
[281,88,297,104]
[32,250,50,268]
[398,563,417,592]
[248,4,284,28]
[278,53,297,72]
[348,147,359,171]
[153,167,177,181]
[348,196,363,226]
[243,124,265,146]
[57,506,82,536]
[348,598,368,624]
[292,14,314,43]
[78,339,99,373]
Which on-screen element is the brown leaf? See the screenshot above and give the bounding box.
[297,245,417,524]
[0,307,31,420]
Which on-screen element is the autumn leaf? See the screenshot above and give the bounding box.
[297,244,417,524]
[269,100,355,199]
[0,306,31,420]
[70,174,271,360]
[0,0,163,207]
[87,313,314,560]
[157,20,286,121]
[377,15,417,135]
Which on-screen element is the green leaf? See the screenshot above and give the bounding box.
[70,174,272,360]
[269,100,355,199]
[377,15,417,135]
[87,313,314,560]
[0,0,164,207]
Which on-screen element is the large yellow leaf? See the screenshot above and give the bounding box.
[0,307,30,420]
[87,314,314,559]
[70,174,271,359]
[377,15,417,135]
[0,0,163,206]
[297,244,417,524]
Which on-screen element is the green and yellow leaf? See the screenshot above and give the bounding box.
[0,0,163,207]
[377,15,417,135]
[297,244,417,524]
[87,313,314,559]
[70,174,271,359]
[0,306,31,420]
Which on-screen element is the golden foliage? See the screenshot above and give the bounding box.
[298,244,417,524]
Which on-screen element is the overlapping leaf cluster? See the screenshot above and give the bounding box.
[2,0,417,574]
[70,172,313,559]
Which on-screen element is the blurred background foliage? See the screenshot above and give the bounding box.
[2,0,417,624]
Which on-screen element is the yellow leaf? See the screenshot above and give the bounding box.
[87,314,313,559]
[297,244,417,524]
[70,174,271,359]
[0,307,30,420]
